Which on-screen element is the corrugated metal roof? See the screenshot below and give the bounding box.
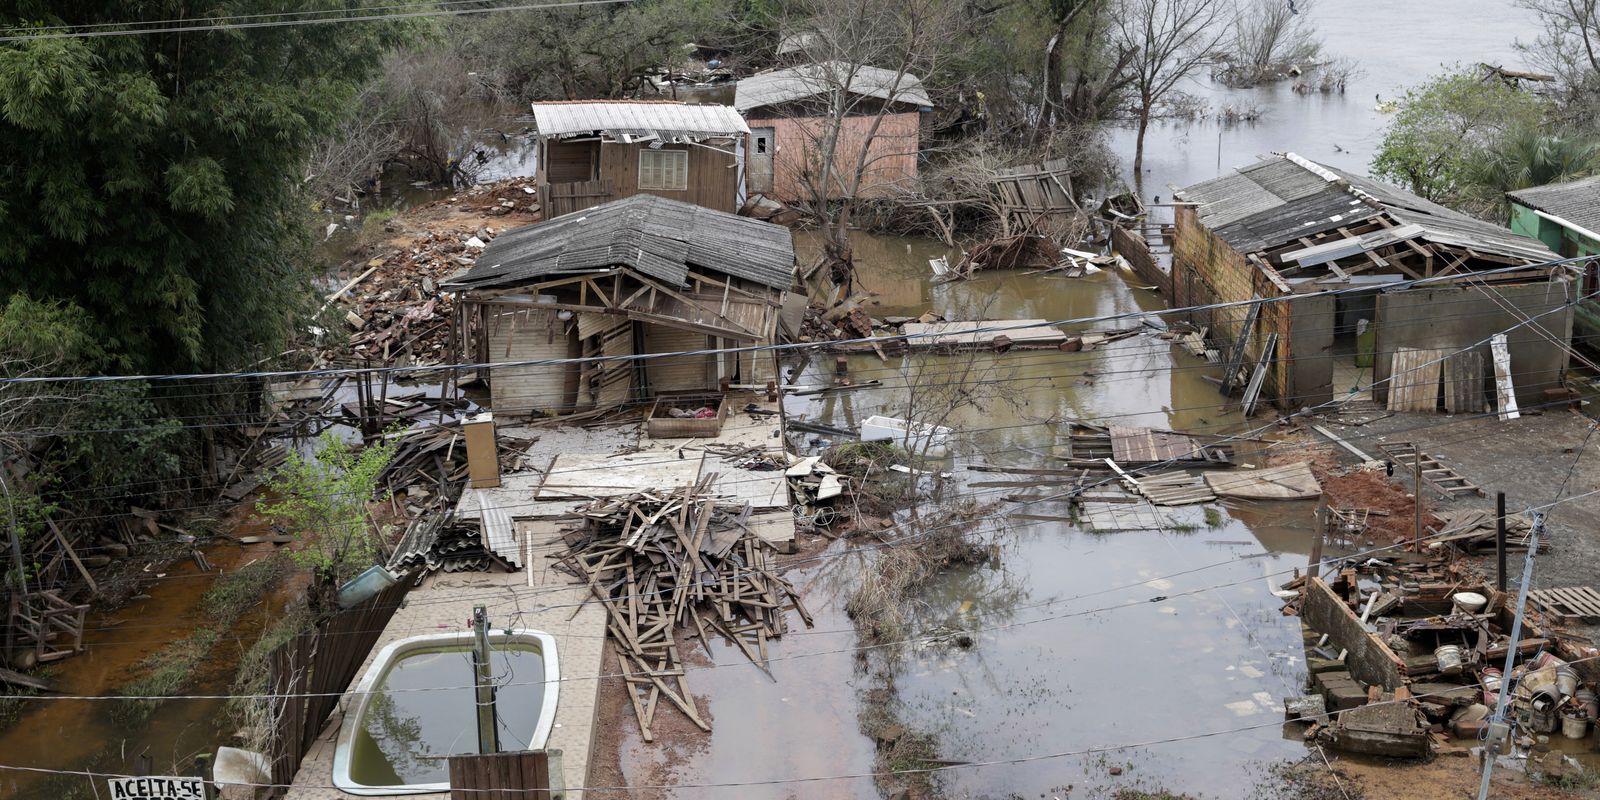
[1508,173,1600,236]
[1174,153,1558,263]
[530,101,748,139]
[448,194,795,291]
[735,62,932,113]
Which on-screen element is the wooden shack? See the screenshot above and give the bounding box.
[1170,153,1570,411]
[530,101,749,218]
[445,195,796,416]
[735,62,931,203]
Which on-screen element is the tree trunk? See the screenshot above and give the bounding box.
[1037,27,1067,139]
[1133,102,1151,197]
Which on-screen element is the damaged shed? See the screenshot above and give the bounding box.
[530,100,749,217]
[445,194,795,416]
[1171,153,1573,410]
[735,62,931,202]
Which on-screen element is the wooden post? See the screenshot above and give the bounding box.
[1308,495,1327,579]
[1496,492,1508,593]
[472,606,499,755]
[1412,455,1424,551]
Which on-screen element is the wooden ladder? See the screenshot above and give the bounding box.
[1376,442,1485,498]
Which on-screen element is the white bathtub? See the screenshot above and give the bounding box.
[331,629,560,795]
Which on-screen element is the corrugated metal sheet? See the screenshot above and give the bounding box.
[531,101,748,139]
[1508,174,1600,234]
[735,62,933,113]
[1174,153,1558,263]
[449,194,795,291]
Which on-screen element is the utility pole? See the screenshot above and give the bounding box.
[1477,511,1542,800]
[1495,492,1507,593]
[472,605,499,755]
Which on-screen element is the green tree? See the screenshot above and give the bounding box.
[1463,126,1600,217]
[1371,67,1550,209]
[0,3,413,374]
[462,0,734,100]
[258,431,396,610]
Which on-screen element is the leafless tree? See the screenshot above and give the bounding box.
[1112,0,1233,195]
[776,0,965,290]
[1517,0,1600,123]
[1214,0,1321,87]
[1038,0,1139,133]
[303,81,406,204]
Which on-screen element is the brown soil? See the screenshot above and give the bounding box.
[1297,754,1592,800]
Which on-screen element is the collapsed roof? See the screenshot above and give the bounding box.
[446,194,795,292]
[1175,153,1557,266]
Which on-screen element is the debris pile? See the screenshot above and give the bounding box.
[1287,561,1599,764]
[552,480,814,739]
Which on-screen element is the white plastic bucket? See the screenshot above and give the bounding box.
[1435,644,1463,676]
[1563,713,1589,739]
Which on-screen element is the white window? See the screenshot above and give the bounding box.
[639,149,689,191]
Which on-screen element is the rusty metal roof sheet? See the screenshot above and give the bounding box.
[448,194,795,291]
[530,101,748,139]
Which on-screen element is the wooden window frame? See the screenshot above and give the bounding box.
[639,148,689,191]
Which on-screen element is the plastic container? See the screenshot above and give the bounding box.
[1452,591,1488,613]
[1556,664,1579,697]
[1482,668,1503,705]
[1575,688,1598,720]
[1435,644,1464,676]
[337,565,399,609]
[1563,712,1589,739]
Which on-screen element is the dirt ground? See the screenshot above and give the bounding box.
[1292,753,1595,800]
[1312,405,1600,592]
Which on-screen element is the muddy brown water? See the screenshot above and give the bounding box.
[0,513,296,799]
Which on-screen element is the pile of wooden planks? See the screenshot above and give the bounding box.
[553,479,813,740]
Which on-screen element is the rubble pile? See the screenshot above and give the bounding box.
[552,481,814,740]
[322,178,544,367]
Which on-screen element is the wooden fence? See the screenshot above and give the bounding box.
[264,580,412,794]
[1111,224,1171,299]
[448,750,556,799]
[539,179,613,219]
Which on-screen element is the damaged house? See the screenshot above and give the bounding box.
[735,62,932,202]
[444,194,796,416]
[529,100,749,217]
[1171,153,1572,411]
[1506,174,1600,344]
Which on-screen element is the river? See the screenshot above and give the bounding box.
[1110,0,1543,218]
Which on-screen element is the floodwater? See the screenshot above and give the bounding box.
[726,232,1327,797]
[1111,0,1544,215]
[0,519,295,799]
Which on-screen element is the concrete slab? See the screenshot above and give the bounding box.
[535,452,706,499]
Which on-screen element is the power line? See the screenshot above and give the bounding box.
[2,256,1590,386]
[0,0,637,43]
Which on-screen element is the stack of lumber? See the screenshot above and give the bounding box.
[1428,509,1548,553]
[553,478,814,740]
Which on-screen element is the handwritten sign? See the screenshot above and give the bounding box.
[107,776,206,800]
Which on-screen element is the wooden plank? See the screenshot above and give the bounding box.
[1387,348,1443,412]
[1490,333,1520,420]
[1442,350,1485,414]
[1241,332,1278,416]
[1220,299,1262,396]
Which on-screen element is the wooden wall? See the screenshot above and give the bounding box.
[744,112,921,202]
[486,307,578,415]
[599,141,740,213]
